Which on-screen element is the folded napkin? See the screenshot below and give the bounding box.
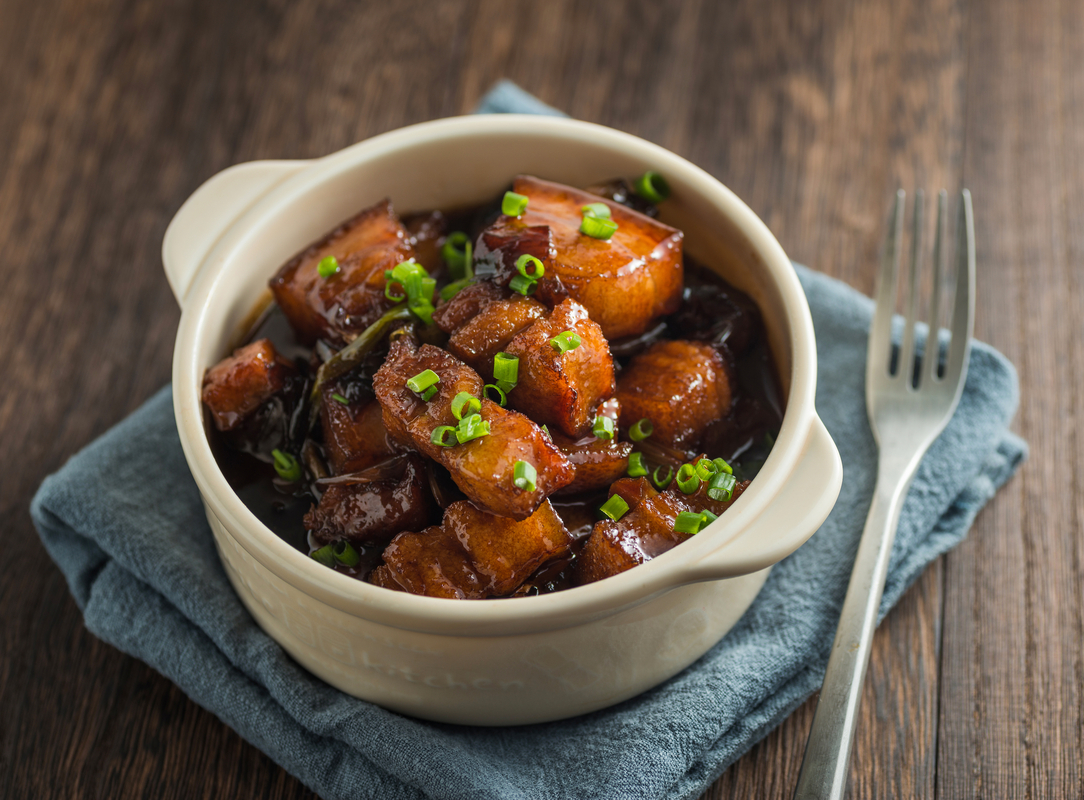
[32,84,1026,800]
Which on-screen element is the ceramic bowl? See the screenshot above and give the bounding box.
[163,114,842,725]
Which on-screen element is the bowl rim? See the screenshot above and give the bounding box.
[171,114,819,635]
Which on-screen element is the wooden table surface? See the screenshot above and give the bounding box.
[2,0,1081,797]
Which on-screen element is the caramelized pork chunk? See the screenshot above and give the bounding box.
[574,474,749,585]
[372,338,574,519]
[319,386,404,475]
[269,199,414,345]
[201,339,298,432]
[446,295,546,376]
[476,176,684,339]
[370,499,572,598]
[505,299,616,437]
[304,455,436,547]
[550,398,630,495]
[616,340,733,452]
[432,279,508,333]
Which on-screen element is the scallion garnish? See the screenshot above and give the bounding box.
[627,452,648,477]
[513,461,537,492]
[440,278,470,302]
[420,385,438,402]
[442,232,473,280]
[707,472,737,502]
[694,458,718,482]
[712,457,733,475]
[633,171,671,203]
[652,464,673,489]
[317,255,340,279]
[550,330,581,353]
[310,544,337,567]
[580,214,618,240]
[420,276,436,302]
[540,424,550,439]
[451,392,481,420]
[673,509,714,535]
[493,352,519,386]
[271,449,302,482]
[409,297,435,326]
[332,541,360,567]
[593,415,615,440]
[515,254,545,280]
[581,202,611,219]
[599,494,630,521]
[502,191,529,216]
[629,418,653,441]
[675,463,700,494]
[331,393,349,405]
[431,426,458,447]
[456,413,491,443]
[385,280,407,302]
[509,274,538,296]
[484,383,508,406]
[406,369,440,394]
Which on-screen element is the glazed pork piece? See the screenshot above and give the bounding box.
[304,455,436,547]
[575,474,749,585]
[370,499,573,598]
[445,293,547,375]
[474,176,684,339]
[319,381,403,475]
[201,338,298,431]
[616,340,733,452]
[373,337,575,519]
[270,199,414,345]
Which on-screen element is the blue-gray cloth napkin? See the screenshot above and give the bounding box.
[31,84,1026,800]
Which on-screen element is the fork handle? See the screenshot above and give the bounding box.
[793,463,913,800]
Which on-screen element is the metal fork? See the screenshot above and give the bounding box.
[793,189,975,799]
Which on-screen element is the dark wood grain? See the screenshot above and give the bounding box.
[0,0,1078,798]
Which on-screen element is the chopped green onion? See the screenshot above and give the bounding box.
[385,280,406,302]
[674,510,714,535]
[440,278,470,301]
[420,385,438,402]
[420,276,436,302]
[502,191,529,216]
[712,457,733,475]
[442,232,473,280]
[707,472,737,502]
[409,297,435,326]
[484,383,508,406]
[331,393,349,405]
[627,452,648,477]
[513,460,537,492]
[317,255,340,279]
[515,254,545,280]
[431,426,458,447]
[310,544,337,567]
[593,415,615,440]
[652,464,673,489]
[493,352,519,386]
[406,369,439,393]
[540,424,550,439]
[580,215,618,240]
[581,202,612,219]
[695,458,718,481]
[456,413,491,443]
[550,330,581,353]
[676,463,700,494]
[271,449,302,482]
[451,392,481,420]
[633,171,671,203]
[509,274,538,295]
[629,418,654,441]
[599,494,630,521]
[333,541,360,567]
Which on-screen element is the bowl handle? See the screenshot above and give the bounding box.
[162,160,309,307]
[683,413,843,581]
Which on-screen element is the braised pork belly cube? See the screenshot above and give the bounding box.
[616,340,733,452]
[372,338,574,519]
[319,381,403,476]
[575,474,750,585]
[446,295,546,376]
[550,398,631,495]
[370,499,572,598]
[269,199,414,345]
[504,298,615,438]
[402,210,448,275]
[476,176,684,339]
[304,455,436,547]
[432,279,508,333]
[201,339,298,432]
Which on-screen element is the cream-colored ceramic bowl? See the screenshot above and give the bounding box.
[163,115,842,726]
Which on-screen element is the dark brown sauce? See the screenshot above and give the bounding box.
[208,202,785,591]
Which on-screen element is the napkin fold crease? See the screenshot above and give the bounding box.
[31,84,1025,800]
